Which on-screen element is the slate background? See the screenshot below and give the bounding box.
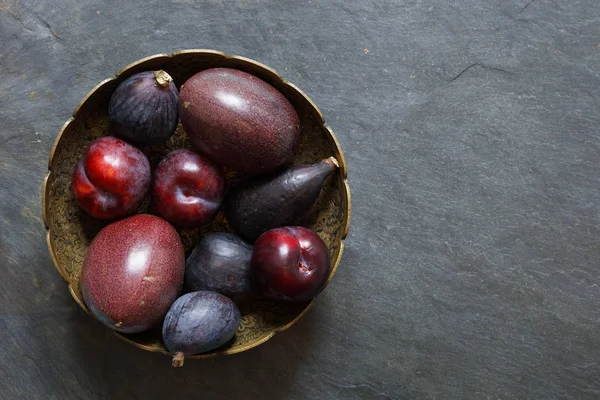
[1,0,599,399]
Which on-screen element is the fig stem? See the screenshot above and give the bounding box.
[323,156,339,171]
[154,70,173,88]
[172,352,185,368]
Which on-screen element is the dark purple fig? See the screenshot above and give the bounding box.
[162,291,241,367]
[81,214,185,334]
[185,233,252,301]
[108,70,179,146]
[224,157,338,242]
[179,68,301,175]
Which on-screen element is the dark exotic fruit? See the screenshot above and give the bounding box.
[179,68,301,175]
[224,157,338,242]
[108,70,179,146]
[81,214,185,334]
[185,233,252,301]
[162,291,241,367]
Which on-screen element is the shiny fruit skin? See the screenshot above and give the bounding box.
[162,291,241,356]
[108,70,179,146]
[179,68,301,175]
[152,149,225,228]
[71,136,151,219]
[185,233,252,301]
[224,157,337,242]
[81,214,185,334]
[251,226,331,302]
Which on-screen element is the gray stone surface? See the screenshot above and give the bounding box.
[1,0,599,398]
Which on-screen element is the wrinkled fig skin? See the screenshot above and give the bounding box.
[152,149,225,228]
[179,68,301,175]
[108,70,179,147]
[162,291,241,366]
[81,214,185,334]
[71,136,151,219]
[185,233,252,300]
[224,157,337,242]
[251,226,331,302]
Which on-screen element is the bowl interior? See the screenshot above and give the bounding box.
[44,51,349,357]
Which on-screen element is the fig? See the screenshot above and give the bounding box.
[179,68,301,175]
[224,157,338,242]
[162,291,241,367]
[185,233,252,301]
[108,70,179,146]
[81,214,185,334]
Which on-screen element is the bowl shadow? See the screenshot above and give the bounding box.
[66,296,323,399]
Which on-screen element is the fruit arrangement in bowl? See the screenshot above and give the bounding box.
[42,50,350,366]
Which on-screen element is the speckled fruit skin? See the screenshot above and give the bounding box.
[162,291,241,356]
[152,149,225,228]
[224,158,337,242]
[81,214,185,334]
[108,70,179,146]
[251,226,331,302]
[179,68,301,175]
[185,233,252,300]
[71,136,151,219]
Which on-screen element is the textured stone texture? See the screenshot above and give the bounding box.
[1,0,599,399]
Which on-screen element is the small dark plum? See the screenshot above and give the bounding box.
[224,157,338,242]
[185,233,252,300]
[81,214,185,334]
[71,136,151,219]
[162,291,241,367]
[179,68,301,175]
[152,149,225,228]
[251,226,331,302]
[108,70,179,146]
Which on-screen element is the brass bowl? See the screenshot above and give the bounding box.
[42,50,351,359]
